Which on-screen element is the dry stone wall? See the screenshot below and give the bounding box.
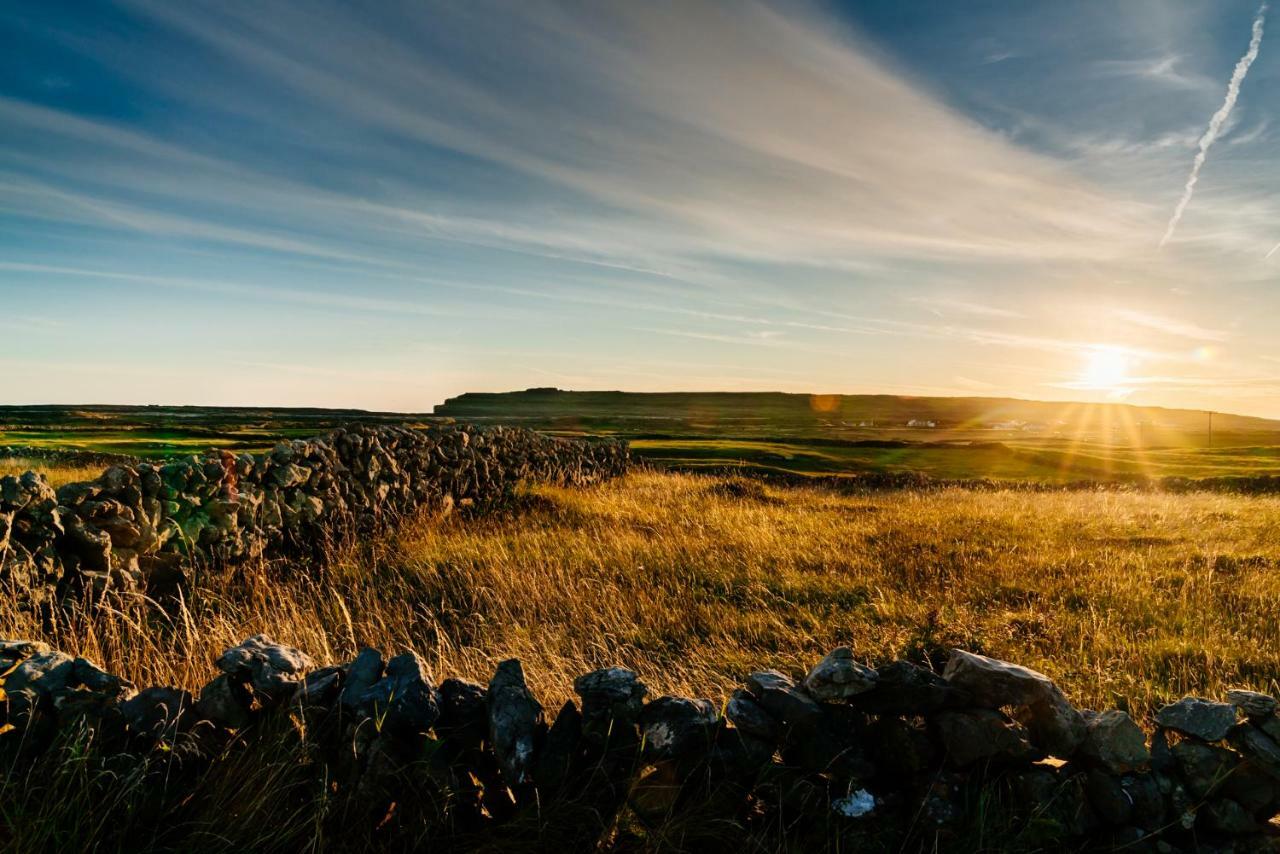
[3,640,1279,851]
[0,424,629,609]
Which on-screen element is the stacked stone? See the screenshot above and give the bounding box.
[0,423,629,606]
[3,640,1279,850]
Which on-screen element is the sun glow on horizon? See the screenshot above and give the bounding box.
[1078,345,1135,396]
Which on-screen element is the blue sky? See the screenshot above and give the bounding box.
[3,1,1279,415]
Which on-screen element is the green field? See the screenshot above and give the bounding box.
[436,390,1280,483]
[630,437,1280,481]
[0,405,435,459]
[5,394,1280,483]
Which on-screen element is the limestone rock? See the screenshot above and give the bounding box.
[933,708,1038,767]
[943,650,1085,757]
[745,670,822,728]
[1172,739,1238,799]
[437,677,487,742]
[1203,797,1258,835]
[803,647,877,702]
[357,651,440,739]
[1227,723,1280,781]
[1227,689,1279,719]
[197,674,253,729]
[1155,697,1236,742]
[1079,709,1150,774]
[1085,767,1131,826]
[639,696,719,760]
[3,649,75,717]
[339,647,383,709]
[534,700,582,793]
[216,634,313,706]
[726,688,779,740]
[121,687,195,738]
[850,660,969,715]
[573,666,646,743]
[487,658,544,786]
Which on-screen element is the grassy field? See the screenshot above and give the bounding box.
[0,405,434,459]
[7,467,1279,725]
[0,458,104,487]
[631,437,1280,481]
[7,401,1280,481]
[437,390,1280,481]
[6,464,1280,850]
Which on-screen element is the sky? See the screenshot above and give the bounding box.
[2,1,1279,417]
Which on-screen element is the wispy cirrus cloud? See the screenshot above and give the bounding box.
[1112,308,1230,342]
[1092,54,1219,93]
[10,0,1157,274]
[907,296,1024,319]
[3,0,1279,414]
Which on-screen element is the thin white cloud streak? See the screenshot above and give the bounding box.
[1092,54,1218,93]
[1160,3,1268,247]
[906,296,1023,319]
[1112,308,1229,342]
[0,262,459,318]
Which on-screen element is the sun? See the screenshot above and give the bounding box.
[1079,346,1133,391]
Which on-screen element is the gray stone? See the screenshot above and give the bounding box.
[216,634,312,705]
[1085,767,1131,826]
[196,674,252,729]
[1259,714,1280,744]
[1227,689,1279,719]
[573,666,646,742]
[803,647,877,702]
[1079,709,1150,774]
[1120,773,1165,831]
[932,708,1038,767]
[943,650,1085,757]
[295,666,342,705]
[0,639,51,667]
[3,424,627,623]
[534,700,583,793]
[850,660,969,715]
[121,687,194,737]
[437,677,487,739]
[745,669,822,728]
[487,658,544,786]
[3,649,75,713]
[339,647,384,709]
[1202,797,1257,835]
[1155,697,1236,742]
[726,688,779,740]
[357,651,440,738]
[1227,723,1280,781]
[70,657,135,701]
[1172,740,1238,799]
[639,696,719,760]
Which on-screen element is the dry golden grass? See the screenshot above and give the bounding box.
[6,470,1280,724]
[0,459,104,487]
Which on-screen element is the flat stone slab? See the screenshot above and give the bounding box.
[1227,689,1278,719]
[1156,697,1237,742]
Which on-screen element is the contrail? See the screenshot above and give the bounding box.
[1160,3,1268,248]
